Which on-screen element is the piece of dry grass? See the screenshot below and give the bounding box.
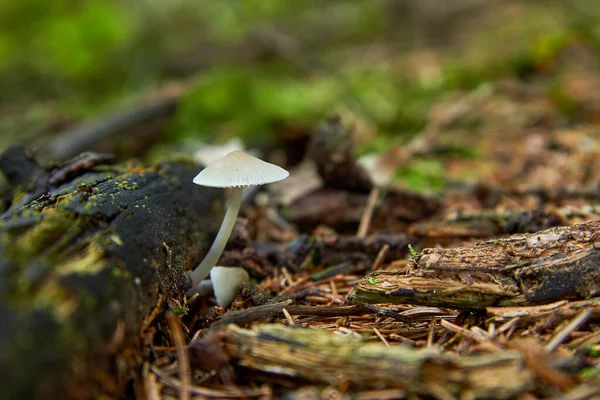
[166,312,191,400]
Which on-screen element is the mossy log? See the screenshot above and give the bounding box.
[0,146,223,399]
[349,221,600,309]
[219,324,533,399]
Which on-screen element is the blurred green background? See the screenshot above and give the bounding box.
[1,0,599,184]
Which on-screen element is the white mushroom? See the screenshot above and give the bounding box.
[189,150,288,288]
[189,266,250,308]
[210,266,250,307]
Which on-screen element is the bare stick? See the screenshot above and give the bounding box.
[167,313,190,400]
[373,327,390,347]
[427,317,436,347]
[357,186,381,237]
[545,309,592,352]
[371,244,390,271]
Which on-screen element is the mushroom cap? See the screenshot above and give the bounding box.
[193,150,289,188]
[210,266,250,308]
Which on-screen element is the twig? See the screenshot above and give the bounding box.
[212,302,413,329]
[212,300,294,328]
[329,280,339,297]
[357,186,381,237]
[166,312,190,400]
[143,363,162,400]
[497,317,520,334]
[545,309,592,352]
[281,267,295,286]
[440,319,490,344]
[361,304,413,324]
[145,374,161,400]
[373,327,390,347]
[358,304,412,324]
[151,366,270,398]
[505,323,518,340]
[488,322,496,337]
[371,244,390,272]
[427,317,436,347]
[142,293,166,333]
[567,330,600,349]
[282,308,295,325]
[354,389,406,400]
[278,276,310,296]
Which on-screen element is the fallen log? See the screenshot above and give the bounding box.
[217,324,533,398]
[0,146,223,399]
[349,220,600,309]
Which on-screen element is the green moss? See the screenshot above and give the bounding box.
[55,242,106,276]
[111,267,122,278]
[580,367,600,379]
[395,158,446,194]
[115,180,139,191]
[11,190,27,204]
[170,305,188,316]
[5,208,76,262]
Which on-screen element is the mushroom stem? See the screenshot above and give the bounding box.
[190,187,243,286]
[188,279,214,297]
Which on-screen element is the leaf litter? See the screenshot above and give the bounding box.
[150,60,600,399]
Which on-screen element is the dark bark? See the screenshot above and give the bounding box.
[0,146,223,399]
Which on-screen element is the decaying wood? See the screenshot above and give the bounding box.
[288,116,440,232]
[0,146,223,399]
[307,116,373,193]
[349,220,600,309]
[218,324,533,398]
[410,208,571,239]
[487,298,600,325]
[468,184,600,210]
[268,232,417,274]
[43,86,182,162]
[287,188,440,231]
[317,233,416,266]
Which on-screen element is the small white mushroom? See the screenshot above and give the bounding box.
[210,266,250,308]
[189,150,288,289]
[189,266,250,308]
